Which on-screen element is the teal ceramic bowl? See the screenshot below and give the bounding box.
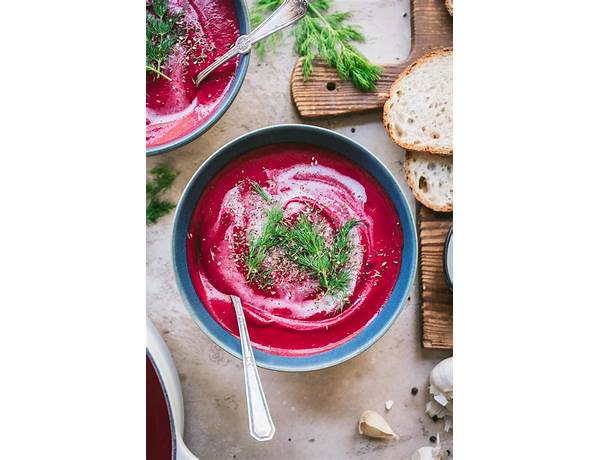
[172,125,418,371]
[146,0,250,156]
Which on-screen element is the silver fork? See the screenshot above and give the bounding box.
[194,0,308,86]
[230,295,275,441]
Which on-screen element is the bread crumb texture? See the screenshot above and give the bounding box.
[384,48,453,155]
[405,151,453,212]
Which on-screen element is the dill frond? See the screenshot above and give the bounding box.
[146,164,178,224]
[249,179,273,203]
[146,0,184,80]
[245,207,285,285]
[250,0,381,91]
[244,204,360,307]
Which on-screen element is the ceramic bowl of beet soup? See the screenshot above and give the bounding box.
[146,0,250,156]
[172,125,418,371]
[147,318,198,460]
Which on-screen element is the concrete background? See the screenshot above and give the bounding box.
[147,1,453,458]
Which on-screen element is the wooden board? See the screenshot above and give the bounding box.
[419,206,453,349]
[290,0,453,118]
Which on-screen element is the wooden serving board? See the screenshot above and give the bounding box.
[290,0,453,118]
[419,207,453,349]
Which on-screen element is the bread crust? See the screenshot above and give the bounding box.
[445,0,453,16]
[404,151,453,212]
[383,47,453,156]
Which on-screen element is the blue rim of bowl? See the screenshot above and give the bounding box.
[172,124,419,372]
[146,0,250,157]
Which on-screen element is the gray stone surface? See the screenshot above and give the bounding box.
[147,1,453,458]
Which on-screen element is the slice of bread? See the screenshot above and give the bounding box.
[384,48,453,155]
[446,0,453,16]
[404,151,453,212]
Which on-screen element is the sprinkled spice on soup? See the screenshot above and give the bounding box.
[186,144,404,356]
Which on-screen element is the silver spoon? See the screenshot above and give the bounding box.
[195,0,308,86]
[230,295,275,441]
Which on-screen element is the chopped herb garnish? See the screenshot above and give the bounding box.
[246,207,286,286]
[285,214,359,299]
[245,180,360,307]
[251,0,381,91]
[146,0,184,80]
[147,163,178,224]
[249,179,273,203]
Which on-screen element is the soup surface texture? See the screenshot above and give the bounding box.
[187,144,404,356]
[146,0,240,149]
[146,355,174,460]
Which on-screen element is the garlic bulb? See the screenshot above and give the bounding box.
[426,357,453,431]
[358,410,398,440]
[430,357,453,398]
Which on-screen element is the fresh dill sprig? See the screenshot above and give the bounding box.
[284,214,331,290]
[244,198,360,304]
[147,163,178,224]
[246,207,286,286]
[243,177,361,301]
[330,218,360,269]
[284,215,359,298]
[250,0,381,91]
[146,0,183,81]
[326,218,359,296]
[251,0,284,59]
[249,179,273,203]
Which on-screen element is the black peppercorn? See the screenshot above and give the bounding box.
[411,387,419,395]
[429,436,437,443]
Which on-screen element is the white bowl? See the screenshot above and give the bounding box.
[147,318,198,459]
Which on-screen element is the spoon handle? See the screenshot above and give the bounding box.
[195,0,308,86]
[245,0,308,46]
[230,295,275,442]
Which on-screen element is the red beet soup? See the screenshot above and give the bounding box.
[186,144,404,356]
[146,0,240,149]
[147,356,174,460]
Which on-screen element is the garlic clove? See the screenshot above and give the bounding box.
[358,410,398,440]
[385,400,394,411]
[430,357,453,399]
[427,357,453,432]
